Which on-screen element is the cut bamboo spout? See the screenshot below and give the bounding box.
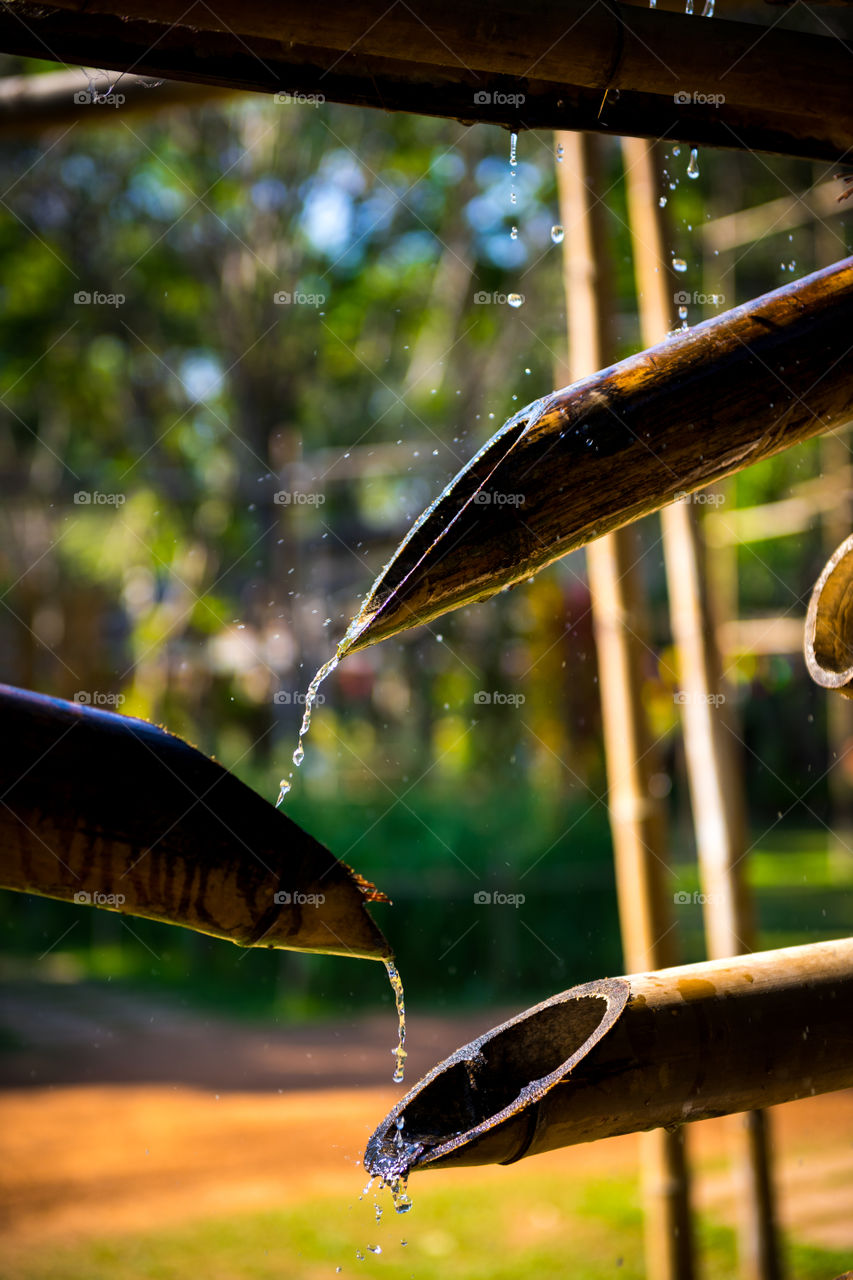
[0,684,390,960]
[344,257,853,656]
[365,937,853,1174]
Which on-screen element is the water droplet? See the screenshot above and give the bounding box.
[678,305,688,320]
[550,224,564,244]
[368,1246,382,1255]
[685,0,694,12]
[507,293,524,308]
[702,0,715,14]
[356,1250,364,1261]
[292,742,305,767]
[510,225,518,240]
[658,196,667,207]
[672,145,681,157]
[275,777,291,806]
[672,258,688,273]
[555,141,564,162]
[687,148,699,179]
[510,191,517,205]
[509,131,517,167]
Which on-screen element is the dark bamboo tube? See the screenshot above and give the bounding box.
[0,684,390,960]
[365,938,853,1175]
[342,257,853,657]
[1,0,851,159]
[805,531,853,697]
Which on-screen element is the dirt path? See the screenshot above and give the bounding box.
[1,980,851,1258]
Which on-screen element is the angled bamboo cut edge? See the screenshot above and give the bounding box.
[805,531,853,697]
[342,256,853,656]
[365,937,853,1175]
[0,684,391,961]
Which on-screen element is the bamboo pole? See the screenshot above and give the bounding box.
[343,256,853,657]
[555,129,695,1280]
[622,135,782,1280]
[0,683,390,960]
[365,937,853,1173]
[0,0,851,160]
[0,69,230,135]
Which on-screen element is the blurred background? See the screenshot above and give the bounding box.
[0,53,852,1280]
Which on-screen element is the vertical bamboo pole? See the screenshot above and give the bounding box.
[622,134,783,1280]
[555,129,696,1280]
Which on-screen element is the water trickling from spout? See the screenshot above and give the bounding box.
[384,958,408,1083]
[275,651,340,805]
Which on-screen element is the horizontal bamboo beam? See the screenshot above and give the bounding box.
[0,0,851,159]
[342,257,853,656]
[365,937,853,1176]
[0,683,390,960]
[0,68,230,136]
[702,180,848,253]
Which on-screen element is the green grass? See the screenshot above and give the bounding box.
[6,1175,850,1280]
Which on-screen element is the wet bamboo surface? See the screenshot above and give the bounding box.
[345,256,853,656]
[365,937,853,1172]
[0,684,390,960]
[4,0,852,159]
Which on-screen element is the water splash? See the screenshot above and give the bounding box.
[550,224,565,244]
[385,958,407,1083]
[509,131,517,168]
[687,149,700,180]
[702,0,715,14]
